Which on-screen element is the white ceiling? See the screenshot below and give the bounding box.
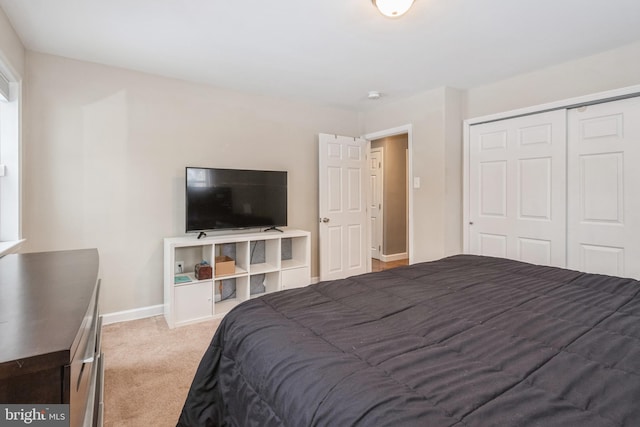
[2,0,640,110]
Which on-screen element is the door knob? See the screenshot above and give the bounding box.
[321,218,330,223]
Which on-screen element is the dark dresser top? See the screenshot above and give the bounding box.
[0,249,99,368]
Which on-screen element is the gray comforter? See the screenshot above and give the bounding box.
[178,255,640,426]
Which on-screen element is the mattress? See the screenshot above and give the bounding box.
[177,255,640,426]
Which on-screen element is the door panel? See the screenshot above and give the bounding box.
[327,225,343,274]
[567,97,640,279]
[347,167,362,210]
[518,237,551,266]
[580,153,623,223]
[518,157,551,220]
[348,224,364,269]
[319,133,369,281]
[327,166,342,212]
[469,110,567,267]
[479,161,507,217]
[479,233,507,258]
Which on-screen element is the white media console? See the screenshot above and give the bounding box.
[163,228,311,328]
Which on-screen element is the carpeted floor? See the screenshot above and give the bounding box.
[101,315,221,426]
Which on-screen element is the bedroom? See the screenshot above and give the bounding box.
[1,1,640,426]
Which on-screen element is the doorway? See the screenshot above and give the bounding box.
[369,133,410,268]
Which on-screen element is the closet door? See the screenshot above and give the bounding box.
[567,97,640,279]
[468,110,566,267]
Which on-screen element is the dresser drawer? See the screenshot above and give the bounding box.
[69,280,101,427]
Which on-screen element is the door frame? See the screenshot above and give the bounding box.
[369,147,384,260]
[462,84,640,253]
[363,124,414,265]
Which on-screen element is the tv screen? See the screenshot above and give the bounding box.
[185,167,287,233]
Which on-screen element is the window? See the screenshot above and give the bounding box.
[0,63,23,255]
[0,71,8,101]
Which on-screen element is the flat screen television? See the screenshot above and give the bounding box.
[185,167,287,233]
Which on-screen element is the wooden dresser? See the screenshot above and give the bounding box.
[0,249,103,427]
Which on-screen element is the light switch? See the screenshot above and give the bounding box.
[413,177,420,189]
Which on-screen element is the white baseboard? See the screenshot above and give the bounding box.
[104,277,321,324]
[378,252,408,262]
[102,304,164,325]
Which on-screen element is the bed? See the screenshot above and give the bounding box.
[177,255,640,426]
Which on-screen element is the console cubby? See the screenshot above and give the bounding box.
[281,236,309,270]
[174,244,214,278]
[164,229,310,328]
[250,271,280,298]
[214,276,249,314]
[215,241,249,276]
[249,239,280,274]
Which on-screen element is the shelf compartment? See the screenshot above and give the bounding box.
[250,271,280,298]
[214,276,249,314]
[250,239,280,272]
[174,245,214,276]
[215,241,249,274]
[281,236,308,270]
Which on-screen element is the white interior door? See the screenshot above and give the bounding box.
[369,148,383,260]
[468,110,567,267]
[319,133,369,281]
[567,97,640,279]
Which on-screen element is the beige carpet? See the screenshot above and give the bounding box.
[101,315,221,426]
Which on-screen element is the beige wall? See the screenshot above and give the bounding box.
[466,40,640,119]
[443,87,463,256]
[23,52,359,314]
[360,87,464,263]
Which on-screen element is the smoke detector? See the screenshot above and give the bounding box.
[367,91,381,100]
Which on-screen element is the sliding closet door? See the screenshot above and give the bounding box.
[567,97,640,279]
[468,110,566,267]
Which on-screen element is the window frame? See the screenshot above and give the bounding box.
[0,59,24,256]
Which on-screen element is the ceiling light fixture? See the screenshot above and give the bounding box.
[372,0,415,18]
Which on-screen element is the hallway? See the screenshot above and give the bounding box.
[371,258,409,272]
